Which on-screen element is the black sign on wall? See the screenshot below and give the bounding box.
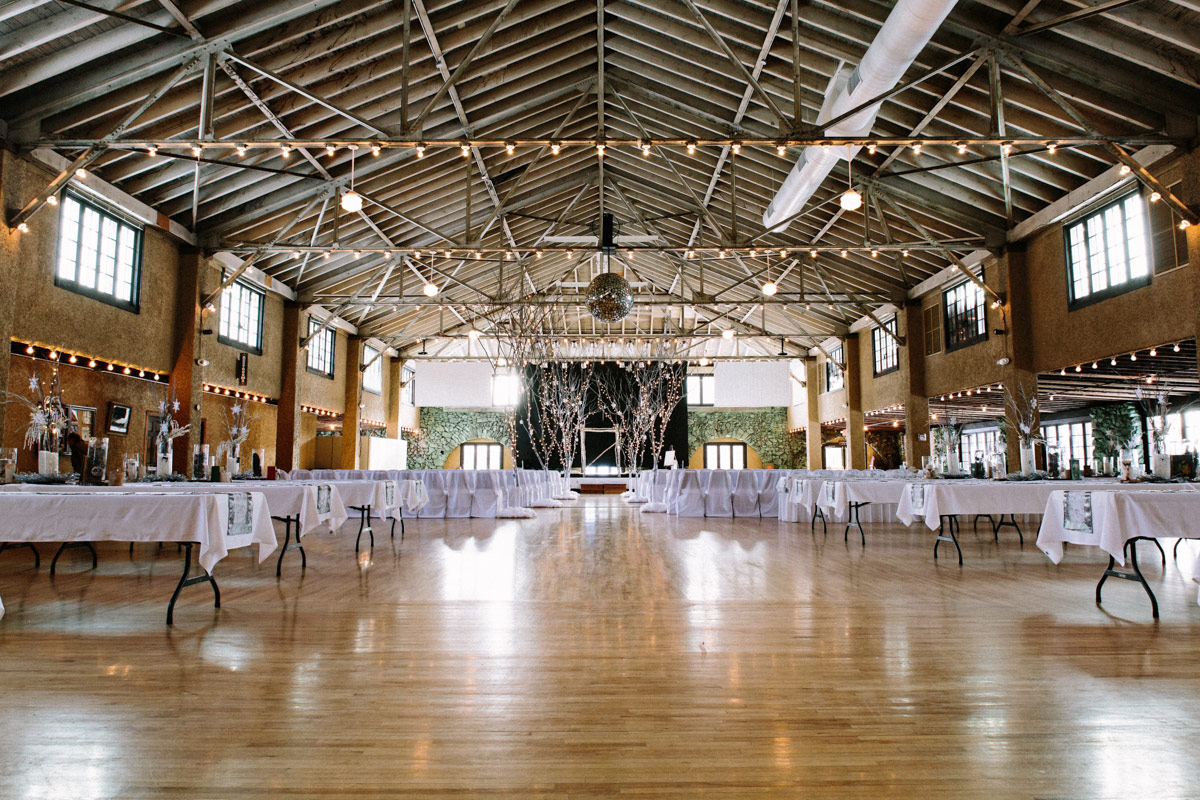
[236,352,249,386]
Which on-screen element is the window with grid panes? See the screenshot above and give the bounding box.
[55,191,141,310]
[1149,183,1190,274]
[923,304,941,356]
[825,345,844,392]
[704,442,747,469]
[218,280,264,353]
[686,374,714,406]
[362,344,382,394]
[460,442,502,470]
[872,319,899,376]
[401,366,415,405]
[1065,191,1150,305]
[958,428,1000,465]
[1040,421,1094,467]
[943,279,986,350]
[305,317,335,378]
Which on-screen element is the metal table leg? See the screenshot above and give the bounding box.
[50,541,98,575]
[0,542,41,569]
[274,515,306,577]
[353,505,374,551]
[1095,537,1159,619]
[810,506,827,536]
[991,513,1024,545]
[844,502,868,546]
[934,515,963,565]
[166,542,220,625]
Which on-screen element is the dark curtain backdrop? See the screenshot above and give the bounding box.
[514,362,688,471]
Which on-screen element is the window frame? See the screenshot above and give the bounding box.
[217,279,265,355]
[362,344,383,395]
[686,373,715,406]
[942,278,987,352]
[872,319,900,377]
[400,365,416,406]
[923,304,942,357]
[305,317,336,379]
[824,345,844,392]
[1064,190,1151,309]
[54,190,143,312]
[703,441,747,469]
[460,441,503,470]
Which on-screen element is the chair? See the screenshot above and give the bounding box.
[673,470,706,516]
[703,470,734,517]
[470,471,503,517]
[731,470,762,517]
[758,472,780,519]
[418,471,448,518]
[444,470,472,518]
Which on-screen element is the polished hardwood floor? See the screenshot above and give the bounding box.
[2,496,1200,798]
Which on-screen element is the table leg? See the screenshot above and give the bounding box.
[353,506,374,551]
[844,502,867,546]
[1095,537,1159,619]
[934,515,963,565]
[992,513,1024,545]
[49,541,98,576]
[166,542,221,626]
[0,542,41,569]
[275,515,306,577]
[810,506,827,536]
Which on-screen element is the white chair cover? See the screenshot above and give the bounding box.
[758,471,780,518]
[469,471,503,517]
[288,469,313,480]
[731,470,762,517]
[704,470,734,517]
[674,470,705,517]
[418,471,448,518]
[445,470,473,518]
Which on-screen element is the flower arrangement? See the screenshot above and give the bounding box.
[3,367,69,451]
[219,401,254,459]
[1003,383,1043,447]
[156,384,191,448]
[1137,388,1170,454]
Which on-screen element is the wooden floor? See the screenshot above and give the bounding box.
[3,496,1200,799]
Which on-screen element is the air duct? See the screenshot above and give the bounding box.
[762,0,958,231]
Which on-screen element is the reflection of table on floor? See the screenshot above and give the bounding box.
[1038,488,1200,618]
[0,490,275,624]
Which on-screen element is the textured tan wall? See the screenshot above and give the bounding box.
[298,314,348,413]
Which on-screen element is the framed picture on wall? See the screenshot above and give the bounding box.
[61,405,96,454]
[106,403,131,435]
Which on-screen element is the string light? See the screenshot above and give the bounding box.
[777,143,787,156]
[1047,142,1058,155]
[1181,220,1192,231]
[1150,191,1161,203]
[372,145,380,156]
[910,142,922,155]
[147,145,157,157]
[236,144,246,157]
[596,142,606,156]
[461,143,471,157]
[866,143,876,155]
[641,141,651,156]
[423,282,439,297]
[722,328,735,340]
[957,142,967,154]
[75,168,87,179]
[416,143,426,158]
[1001,142,1013,156]
[1150,347,1157,356]
[505,141,515,155]
[46,195,57,206]
[326,144,336,157]
[550,141,560,155]
[731,142,741,155]
[686,140,696,154]
[1174,343,1181,353]
[281,144,291,158]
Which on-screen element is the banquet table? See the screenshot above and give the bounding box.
[0,490,275,623]
[816,479,910,543]
[895,479,1194,564]
[281,478,426,549]
[1037,488,1200,618]
[3,481,350,576]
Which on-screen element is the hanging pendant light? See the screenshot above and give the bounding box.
[840,146,862,211]
[761,253,777,296]
[341,145,363,212]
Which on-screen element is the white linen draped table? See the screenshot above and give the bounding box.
[0,490,275,622]
[896,479,1191,530]
[1036,488,1200,616]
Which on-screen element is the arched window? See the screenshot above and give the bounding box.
[460,441,502,470]
[704,441,747,469]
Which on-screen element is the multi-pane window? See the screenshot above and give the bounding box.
[55,192,141,309]
[1041,421,1094,467]
[923,305,942,356]
[362,344,382,394]
[686,374,714,406]
[1149,183,1189,274]
[306,318,335,378]
[943,279,986,350]
[218,280,264,352]
[1066,192,1149,304]
[461,442,502,470]
[825,345,844,392]
[704,442,746,469]
[401,366,415,405]
[958,428,1001,465]
[492,372,520,406]
[872,319,899,376]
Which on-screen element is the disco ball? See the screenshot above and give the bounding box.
[586,272,633,323]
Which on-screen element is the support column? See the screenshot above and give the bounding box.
[340,335,363,469]
[903,300,930,466]
[805,357,822,469]
[169,251,203,476]
[385,356,402,439]
[844,335,866,470]
[1001,247,1039,470]
[275,303,302,471]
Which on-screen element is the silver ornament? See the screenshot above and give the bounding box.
[586,272,633,323]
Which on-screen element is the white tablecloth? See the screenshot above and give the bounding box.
[0,490,276,619]
[4,482,350,536]
[817,479,909,521]
[1037,488,1200,605]
[894,479,1189,530]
